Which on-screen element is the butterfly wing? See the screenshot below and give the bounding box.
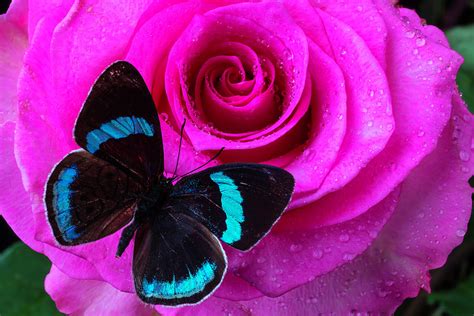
[133,211,227,306]
[74,61,163,184]
[165,163,295,251]
[45,150,142,245]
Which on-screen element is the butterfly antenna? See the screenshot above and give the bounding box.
[171,119,186,179]
[173,147,225,181]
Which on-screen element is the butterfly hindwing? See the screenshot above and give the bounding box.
[74,61,164,183]
[45,150,142,245]
[133,211,227,306]
[165,163,295,251]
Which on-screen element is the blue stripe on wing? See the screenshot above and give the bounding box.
[85,116,154,153]
[52,164,80,242]
[141,261,217,299]
[210,171,244,244]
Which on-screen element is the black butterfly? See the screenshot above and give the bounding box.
[44,61,295,306]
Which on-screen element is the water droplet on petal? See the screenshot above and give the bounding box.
[339,234,350,242]
[257,257,266,264]
[290,243,303,252]
[385,280,394,287]
[369,230,378,238]
[377,289,389,298]
[312,249,323,259]
[405,30,415,38]
[456,229,466,237]
[342,253,355,261]
[459,150,470,161]
[416,37,426,47]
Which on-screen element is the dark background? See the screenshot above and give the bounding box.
[0,0,473,315]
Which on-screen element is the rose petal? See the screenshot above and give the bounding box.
[0,3,28,124]
[286,41,346,191]
[49,0,155,135]
[3,0,28,31]
[398,8,450,47]
[165,2,308,154]
[294,8,394,203]
[45,266,155,316]
[1,122,102,280]
[224,188,399,296]
[213,270,262,301]
[27,0,73,39]
[309,0,388,68]
[173,94,473,315]
[0,123,42,251]
[126,1,208,91]
[283,3,463,227]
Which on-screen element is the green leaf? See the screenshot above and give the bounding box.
[447,24,474,113]
[428,273,474,316]
[0,242,62,316]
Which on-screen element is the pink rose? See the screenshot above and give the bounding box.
[1,0,473,314]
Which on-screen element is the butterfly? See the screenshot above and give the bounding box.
[44,61,295,306]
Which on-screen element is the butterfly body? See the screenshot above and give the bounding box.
[44,61,295,306]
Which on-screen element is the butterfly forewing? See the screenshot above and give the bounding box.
[45,150,142,245]
[133,212,227,306]
[165,163,295,251]
[74,61,164,184]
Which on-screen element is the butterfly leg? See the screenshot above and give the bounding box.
[116,220,140,257]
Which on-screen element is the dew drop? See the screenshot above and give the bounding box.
[290,243,303,252]
[405,30,415,38]
[256,257,266,264]
[367,120,374,127]
[377,289,389,298]
[369,230,378,238]
[339,234,350,242]
[342,253,355,261]
[456,229,466,237]
[413,48,419,55]
[459,150,470,161]
[312,249,323,259]
[385,280,394,287]
[415,37,426,47]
